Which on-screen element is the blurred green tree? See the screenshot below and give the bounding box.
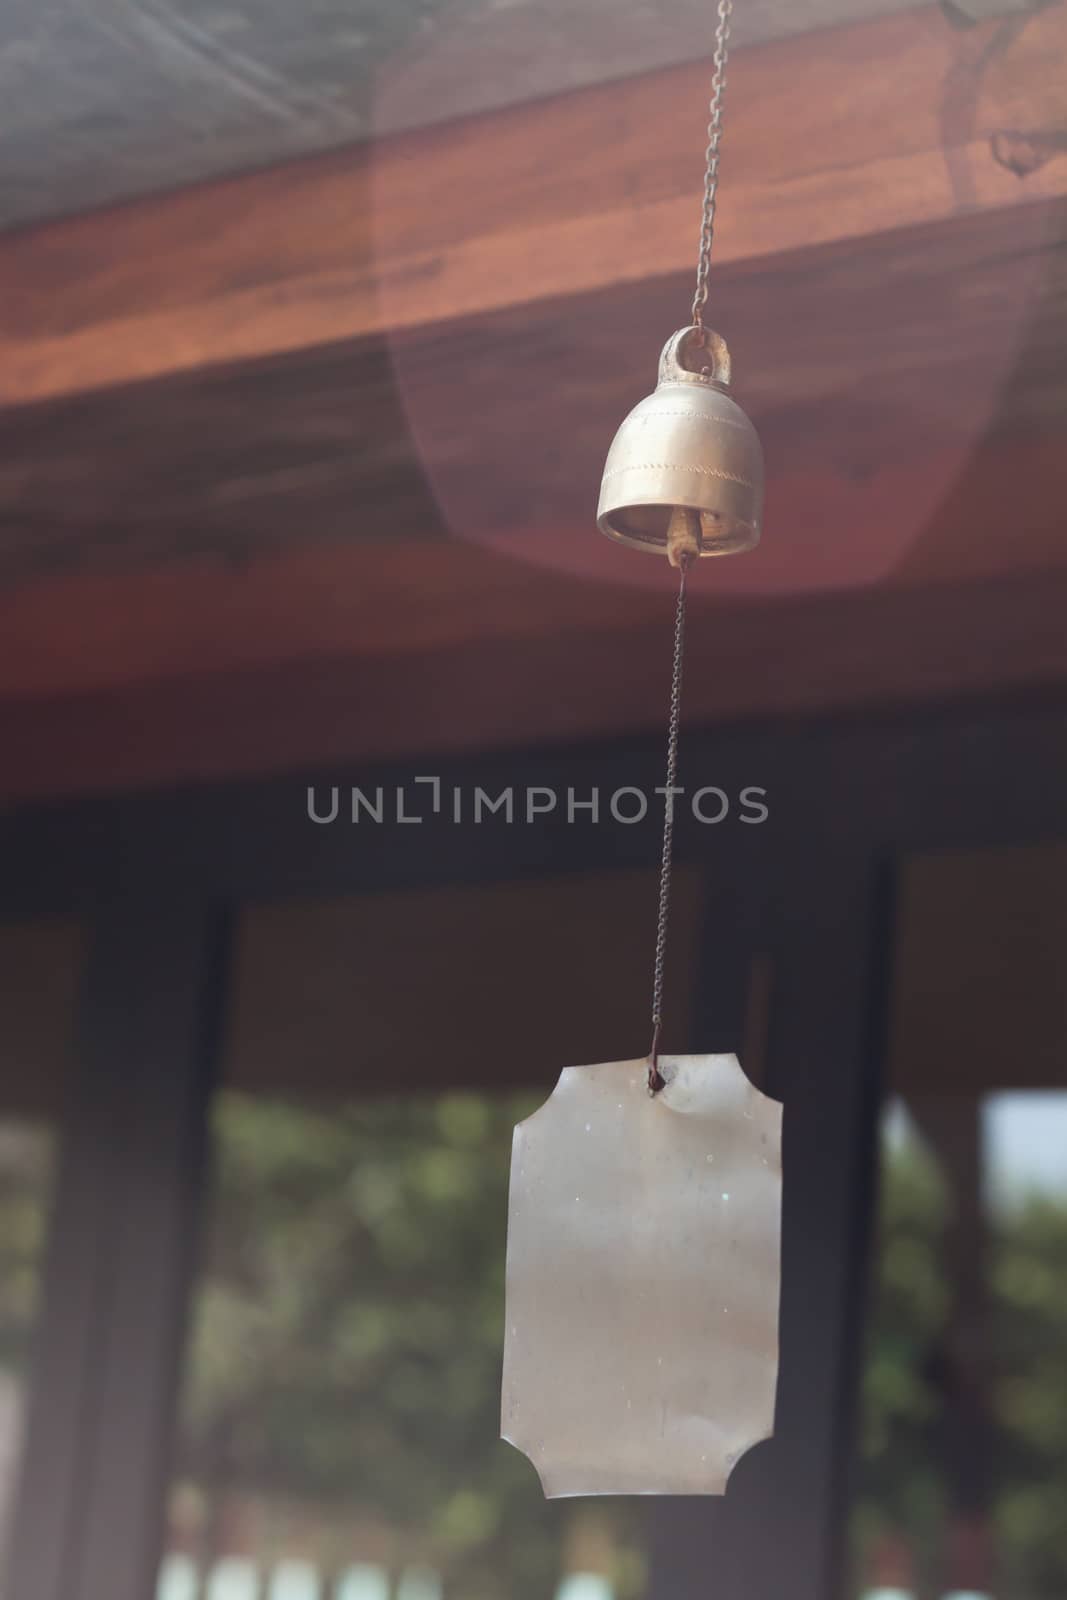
[991,1193,1067,1597]
[852,1122,951,1592]
[173,1092,646,1599]
[2,1097,1066,1599]
[853,1110,1067,1600]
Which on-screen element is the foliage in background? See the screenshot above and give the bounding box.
[990,1194,1067,1597]
[174,1092,646,1598]
[0,1128,51,1375]
[853,1127,951,1584]
[2,1102,1067,1597]
[0,1126,54,1578]
[854,1113,1067,1600]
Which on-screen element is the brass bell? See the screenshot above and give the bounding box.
[597,325,763,563]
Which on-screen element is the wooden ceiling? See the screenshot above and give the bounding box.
[0,0,929,233]
[2,0,1066,801]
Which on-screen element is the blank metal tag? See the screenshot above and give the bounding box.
[501,1053,782,1497]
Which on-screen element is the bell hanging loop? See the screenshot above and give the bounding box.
[597,324,764,559]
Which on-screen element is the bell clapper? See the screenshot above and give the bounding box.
[666,506,703,569]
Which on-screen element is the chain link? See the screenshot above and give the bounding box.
[691,0,734,336]
[648,555,692,1093]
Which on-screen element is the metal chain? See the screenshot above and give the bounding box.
[691,0,734,336]
[648,1,734,1089]
[648,555,692,1093]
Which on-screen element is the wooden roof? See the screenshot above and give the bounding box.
[1,0,1066,801]
[0,0,929,233]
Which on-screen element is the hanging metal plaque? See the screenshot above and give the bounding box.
[501,1053,782,1497]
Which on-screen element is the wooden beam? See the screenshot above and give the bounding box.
[1,4,1065,406]
[1,195,1064,592]
[0,194,1063,801]
[0,418,1064,703]
[4,570,1067,803]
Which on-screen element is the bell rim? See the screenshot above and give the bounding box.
[597,511,760,558]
